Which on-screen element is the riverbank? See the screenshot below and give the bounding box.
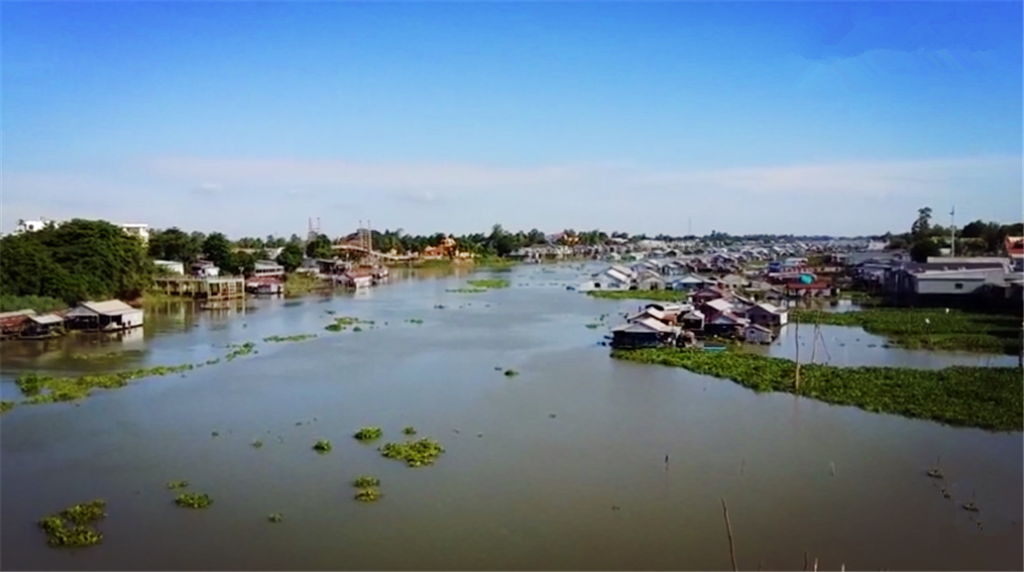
[790,307,1022,355]
[585,290,688,302]
[611,347,1023,432]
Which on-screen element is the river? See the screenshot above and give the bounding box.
[1,263,1021,571]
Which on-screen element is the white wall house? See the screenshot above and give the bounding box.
[120,223,150,245]
[154,260,185,275]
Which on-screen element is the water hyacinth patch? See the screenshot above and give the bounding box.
[406,318,424,324]
[446,288,486,293]
[166,480,189,489]
[403,426,417,435]
[174,493,213,509]
[225,342,257,361]
[263,334,317,343]
[379,437,446,467]
[1,400,15,414]
[467,279,510,289]
[352,476,381,488]
[354,488,382,502]
[268,512,284,523]
[611,347,1024,432]
[15,365,196,405]
[37,500,107,548]
[325,316,369,332]
[504,369,519,377]
[353,427,383,441]
[313,439,332,452]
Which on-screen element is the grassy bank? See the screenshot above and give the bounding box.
[586,290,688,303]
[284,273,328,297]
[0,295,68,314]
[791,307,1022,355]
[612,347,1023,432]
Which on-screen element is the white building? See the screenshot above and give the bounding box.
[13,218,60,234]
[154,260,185,275]
[120,223,150,245]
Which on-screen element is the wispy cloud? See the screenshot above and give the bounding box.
[192,181,224,195]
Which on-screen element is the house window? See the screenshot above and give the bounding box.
[954,283,963,290]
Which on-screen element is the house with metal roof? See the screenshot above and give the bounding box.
[610,317,679,348]
[65,300,144,332]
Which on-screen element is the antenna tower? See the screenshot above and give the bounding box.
[949,206,956,257]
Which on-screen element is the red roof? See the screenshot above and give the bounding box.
[1006,236,1024,257]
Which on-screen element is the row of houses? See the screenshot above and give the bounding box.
[609,286,790,348]
[0,300,144,341]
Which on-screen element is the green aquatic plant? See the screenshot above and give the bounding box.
[1,400,15,414]
[353,426,383,441]
[352,326,363,332]
[379,437,446,467]
[467,279,510,289]
[403,426,417,435]
[263,334,317,343]
[313,439,332,452]
[37,499,107,548]
[586,290,688,302]
[446,288,487,293]
[325,316,368,332]
[166,480,189,490]
[205,358,221,365]
[15,364,196,405]
[354,488,382,502]
[504,369,519,377]
[252,439,264,448]
[268,512,284,523]
[174,493,213,509]
[352,476,381,488]
[225,342,257,361]
[611,347,1024,432]
[406,318,424,324]
[585,323,600,329]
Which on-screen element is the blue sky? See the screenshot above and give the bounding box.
[3,2,1021,238]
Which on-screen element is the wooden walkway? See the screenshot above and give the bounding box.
[153,277,246,299]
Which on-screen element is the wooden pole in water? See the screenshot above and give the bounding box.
[721,498,738,572]
[803,551,809,571]
[794,315,802,391]
[813,557,818,572]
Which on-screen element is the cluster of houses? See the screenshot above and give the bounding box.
[0,300,144,341]
[609,287,790,348]
[844,237,1024,311]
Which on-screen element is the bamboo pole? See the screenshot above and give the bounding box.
[721,498,738,572]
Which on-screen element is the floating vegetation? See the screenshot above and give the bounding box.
[586,290,688,302]
[70,349,144,360]
[926,456,944,479]
[225,342,257,361]
[789,307,1022,355]
[1,400,14,414]
[354,488,382,502]
[585,323,600,329]
[15,364,196,405]
[446,288,486,294]
[962,501,980,512]
[353,476,381,488]
[174,493,213,509]
[467,278,510,289]
[406,318,424,324]
[211,431,220,437]
[504,369,519,377]
[312,439,332,453]
[434,304,446,309]
[353,426,383,441]
[611,348,1024,432]
[403,426,417,435]
[252,439,264,448]
[268,512,284,523]
[37,499,107,548]
[166,480,189,489]
[263,334,317,343]
[325,316,368,332]
[379,437,446,467]
[352,326,363,332]
[205,358,221,365]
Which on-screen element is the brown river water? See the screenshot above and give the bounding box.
[1,263,1021,571]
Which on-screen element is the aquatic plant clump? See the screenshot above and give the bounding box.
[354,488,382,502]
[313,439,333,452]
[263,334,317,343]
[1,400,15,414]
[403,426,417,435]
[174,493,213,509]
[352,476,381,488]
[379,437,446,467]
[406,318,424,324]
[467,279,510,289]
[586,290,688,302]
[37,500,107,548]
[15,364,196,405]
[166,480,190,489]
[504,369,519,377]
[268,512,284,523]
[225,342,257,361]
[353,427,384,441]
[610,348,1024,432]
[446,288,487,294]
[325,316,369,332]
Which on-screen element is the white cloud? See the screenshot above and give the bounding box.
[193,181,224,194]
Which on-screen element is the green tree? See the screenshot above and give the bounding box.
[305,234,334,259]
[910,237,941,263]
[911,207,932,238]
[276,243,304,272]
[201,232,234,272]
[149,227,201,265]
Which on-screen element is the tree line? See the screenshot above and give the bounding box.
[885,207,1023,262]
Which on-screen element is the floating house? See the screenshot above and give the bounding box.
[743,323,774,344]
[610,317,678,349]
[23,313,66,339]
[65,300,144,332]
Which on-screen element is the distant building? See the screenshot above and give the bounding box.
[154,260,185,275]
[252,261,285,279]
[120,223,150,245]
[65,300,143,332]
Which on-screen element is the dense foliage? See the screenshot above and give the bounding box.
[612,348,1023,431]
[586,289,689,302]
[790,307,1022,355]
[886,206,1022,259]
[0,219,152,305]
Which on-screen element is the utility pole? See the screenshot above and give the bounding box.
[950,206,956,257]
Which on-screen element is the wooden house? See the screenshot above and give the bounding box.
[610,317,678,349]
[65,300,144,332]
[743,324,774,344]
[23,313,65,339]
[745,302,789,327]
